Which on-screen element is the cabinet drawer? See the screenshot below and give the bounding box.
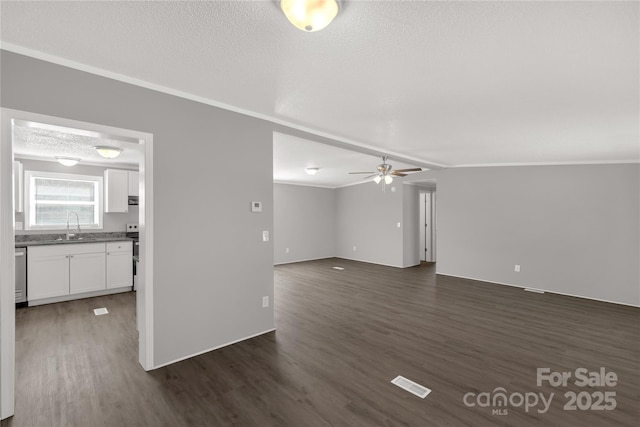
[106,241,132,253]
[67,243,106,255]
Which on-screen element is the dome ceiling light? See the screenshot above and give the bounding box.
[280,0,340,32]
[94,146,123,159]
[55,157,80,167]
[305,167,320,175]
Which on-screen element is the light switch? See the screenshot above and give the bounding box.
[252,201,262,212]
[397,222,401,228]
[262,231,269,242]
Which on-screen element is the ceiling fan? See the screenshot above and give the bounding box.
[349,156,422,188]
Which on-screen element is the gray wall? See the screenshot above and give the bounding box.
[273,183,335,264]
[332,164,639,306]
[420,164,640,306]
[2,51,275,366]
[335,182,405,267]
[402,184,420,267]
[14,158,139,235]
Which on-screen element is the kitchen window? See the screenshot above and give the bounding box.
[24,171,103,230]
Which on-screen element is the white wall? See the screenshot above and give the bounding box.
[273,183,335,264]
[419,164,640,306]
[335,182,405,267]
[14,158,139,234]
[308,163,640,306]
[1,50,275,366]
[402,184,420,267]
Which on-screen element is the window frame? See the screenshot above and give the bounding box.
[24,170,104,231]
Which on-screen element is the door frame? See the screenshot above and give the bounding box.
[0,109,155,420]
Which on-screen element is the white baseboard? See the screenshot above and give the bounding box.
[276,257,419,269]
[274,256,333,266]
[435,272,640,308]
[28,286,132,307]
[152,328,277,370]
[336,256,404,269]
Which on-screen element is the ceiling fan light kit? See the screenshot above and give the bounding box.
[349,156,423,192]
[94,146,123,159]
[280,0,339,32]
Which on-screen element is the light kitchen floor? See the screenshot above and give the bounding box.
[2,259,639,426]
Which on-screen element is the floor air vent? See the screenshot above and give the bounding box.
[391,375,431,398]
[524,288,545,294]
[93,307,109,316]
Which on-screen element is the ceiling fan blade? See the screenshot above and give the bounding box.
[363,174,378,180]
[390,171,408,177]
[349,171,375,174]
[393,168,423,173]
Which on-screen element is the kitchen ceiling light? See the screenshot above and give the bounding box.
[94,146,123,159]
[55,157,80,167]
[305,167,319,175]
[280,0,339,32]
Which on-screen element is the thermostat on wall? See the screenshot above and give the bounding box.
[251,201,262,212]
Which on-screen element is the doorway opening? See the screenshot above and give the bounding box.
[1,109,155,420]
[418,183,436,263]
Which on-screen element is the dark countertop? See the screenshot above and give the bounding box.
[15,233,135,248]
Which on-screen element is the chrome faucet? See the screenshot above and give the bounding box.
[66,211,81,240]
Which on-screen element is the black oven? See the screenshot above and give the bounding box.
[127,231,139,287]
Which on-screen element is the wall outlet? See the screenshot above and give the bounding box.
[515,264,520,272]
[251,201,262,212]
[353,245,357,252]
[126,223,139,231]
[285,248,289,253]
[262,231,269,242]
[262,296,269,308]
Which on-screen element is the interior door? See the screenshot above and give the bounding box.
[424,193,432,262]
[419,193,426,261]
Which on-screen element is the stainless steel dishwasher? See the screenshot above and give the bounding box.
[15,246,27,305]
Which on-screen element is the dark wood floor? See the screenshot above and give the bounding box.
[2,259,638,426]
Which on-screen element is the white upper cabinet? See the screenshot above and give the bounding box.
[128,171,139,196]
[104,169,128,213]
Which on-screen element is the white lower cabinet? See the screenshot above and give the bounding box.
[27,252,69,300]
[70,252,106,294]
[28,241,132,304]
[106,241,133,289]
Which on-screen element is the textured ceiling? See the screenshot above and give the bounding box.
[13,122,141,168]
[1,1,638,169]
[274,132,422,188]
